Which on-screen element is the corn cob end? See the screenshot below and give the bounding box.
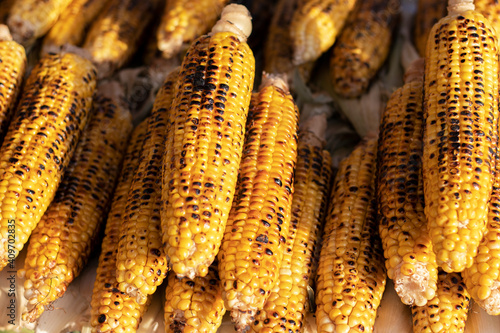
[299,113,327,147]
[6,14,35,45]
[448,0,474,15]
[403,58,424,83]
[475,281,500,315]
[211,4,252,42]
[0,24,12,41]
[393,261,437,306]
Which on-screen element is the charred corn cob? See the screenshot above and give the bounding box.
[413,0,447,57]
[423,0,499,273]
[377,59,438,306]
[18,81,133,323]
[411,271,470,332]
[91,120,150,333]
[251,115,331,333]
[316,137,386,333]
[290,0,358,65]
[0,28,26,146]
[0,0,16,24]
[330,0,398,98]
[218,74,299,331]
[6,0,73,46]
[462,147,500,315]
[161,4,255,279]
[164,263,226,333]
[475,0,500,38]
[41,0,111,56]
[156,0,229,59]
[115,69,180,305]
[83,0,158,79]
[0,53,96,271]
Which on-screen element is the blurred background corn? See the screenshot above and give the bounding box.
[41,0,111,56]
[156,0,229,59]
[115,69,179,305]
[0,53,96,271]
[164,263,226,333]
[423,0,499,273]
[413,0,446,57]
[250,114,331,333]
[161,4,255,280]
[0,0,15,24]
[316,137,386,333]
[6,0,73,46]
[410,271,470,333]
[475,0,500,38]
[91,120,150,333]
[377,59,438,306]
[330,0,399,98]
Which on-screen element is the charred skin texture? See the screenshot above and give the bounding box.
[411,271,470,333]
[91,120,151,333]
[164,263,226,333]
[83,0,159,79]
[0,37,26,146]
[218,74,299,332]
[377,60,438,307]
[41,0,111,55]
[156,0,229,59]
[413,0,447,57]
[0,53,96,271]
[161,4,255,280]
[18,83,133,323]
[330,0,399,98]
[423,2,499,273]
[115,69,180,305]
[316,138,386,333]
[250,127,332,333]
[6,0,73,46]
[289,0,358,65]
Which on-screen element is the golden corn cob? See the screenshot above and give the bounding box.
[330,0,398,98]
[18,81,133,323]
[91,120,150,333]
[413,0,447,57]
[156,0,229,59]
[462,147,500,314]
[377,59,438,306]
[475,0,500,38]
[115,69,180,305]
[0,53,96,271]
[6,0,73,46]
[164,263,226,333]
[423,0,499,273]
[41,0,111,56]
[250,114,332,333]
[83,0,158,79]
[289,0,358,65]
[316,137,386,333]
[218,73,299,331]
[161,4,255,279]
[0,27,26,146]
[0,0,16,24]
[411,271,470,332]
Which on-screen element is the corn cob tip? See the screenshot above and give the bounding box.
[211,4,252,42]
[230,309,255,333]
[393,261,436,306]
[475,281,500,315]
[447,0,475,15]
[259,72,289,92]
[404,58,425,83]
[6,14,35,45]
[299,113,327,147]
[97,79,128,108]
[0,24,12,41]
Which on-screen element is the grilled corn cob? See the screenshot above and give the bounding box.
[316,137,386,333]
[251,114,331,333]
[411,271,470,332]
[218,73,299,331]
[115,69,180,305]
[156,0,229,59]
[19,81,133,323]
[290,0,358,65]
[423,0,499,273]
[161,4,255,279]
[164,263,226,333]
[83,0,158,79]
[6,0,73,46]
[41,0,111,56]
[475,0,500,38]
[0,53,96,271]
[377,59,438,306]
[413,0,447,57]
[0,27,26,145]
[330,0,398,98]
[91,120,150,333]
